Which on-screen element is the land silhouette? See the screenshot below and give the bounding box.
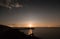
[0,25,40,39]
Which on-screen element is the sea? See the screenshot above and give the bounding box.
[20,27,60,39]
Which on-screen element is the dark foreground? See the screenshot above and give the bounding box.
[13,27,60,39]
[0,25,60,39]
[0,25,40,39]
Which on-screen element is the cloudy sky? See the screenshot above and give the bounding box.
[0,0,60,27]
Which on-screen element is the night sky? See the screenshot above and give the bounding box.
[0,0,60,27]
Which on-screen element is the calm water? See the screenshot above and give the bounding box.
[20,27,60,39]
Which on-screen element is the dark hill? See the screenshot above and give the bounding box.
[0,25,40,39]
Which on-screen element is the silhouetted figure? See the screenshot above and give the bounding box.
[0,25,40,39]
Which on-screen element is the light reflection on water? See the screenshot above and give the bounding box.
[20,27,60,39]
[20,29,33,35]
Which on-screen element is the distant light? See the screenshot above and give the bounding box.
[29,24,32,27]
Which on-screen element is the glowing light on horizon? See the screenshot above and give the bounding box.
[29,24,32,27]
